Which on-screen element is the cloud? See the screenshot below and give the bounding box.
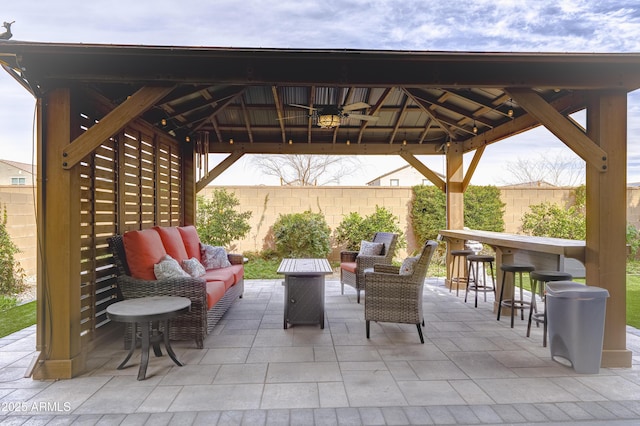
[1,0,640,185]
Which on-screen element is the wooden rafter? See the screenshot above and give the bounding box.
[240,97,254,143]
[403,88,456,139]
[358,87,392,144]
[192,86,246,132]
[389,95,409,144]
[271,86,287,144]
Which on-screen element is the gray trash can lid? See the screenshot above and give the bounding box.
[546,281,609,299]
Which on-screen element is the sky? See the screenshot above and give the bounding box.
[1,0,640,186]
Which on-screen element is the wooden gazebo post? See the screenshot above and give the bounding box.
[586,91,633,367]
[445,146,465,291]
[34,87,84,379]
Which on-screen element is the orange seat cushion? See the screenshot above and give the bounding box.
[123,229,167,280]
[178,225,202,262]
[203,268,235,290]
[230,264,244,283]
[341,262,357,273]
[205,281,225,309]
[154,226,189,262]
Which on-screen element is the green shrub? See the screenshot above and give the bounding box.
[463,186,506,232]
[410,185,504,243]
[334,206,405,251]
[627,224,640,259]
[0,204,26,297]
[272,211,331,258]
[520,186,585,240]
[196,190,252,249]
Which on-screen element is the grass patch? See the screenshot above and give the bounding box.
[0,300,36,338]
[243,258,282,279]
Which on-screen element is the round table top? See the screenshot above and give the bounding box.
[106,296,191,323]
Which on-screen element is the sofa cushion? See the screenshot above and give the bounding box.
[202,268,235,290]
[205,281,226,309]
[123,229,167,280]
[154,226,189,262]
[341,262,357,273]
[201,244,232,269]
[182,257,206,278]
[154,254,191,279]
[178,225,202,262]
[230,264,244,283]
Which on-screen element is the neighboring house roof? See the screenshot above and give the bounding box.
[501,180,557,188]
[366,164,444,185]
[0,159,35,175]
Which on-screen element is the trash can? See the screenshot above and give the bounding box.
[546,281,609,374]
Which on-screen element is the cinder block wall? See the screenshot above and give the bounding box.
[0,186,37,277]
[4,185,640,275]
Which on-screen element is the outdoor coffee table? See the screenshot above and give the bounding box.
[106,296,191,380]
[277,258,333,329]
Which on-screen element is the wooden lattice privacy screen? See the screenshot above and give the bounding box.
[77,109,183,344]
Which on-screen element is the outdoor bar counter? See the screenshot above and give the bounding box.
[438,229,586,311]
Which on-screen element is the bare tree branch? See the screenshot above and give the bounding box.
[499,153,585,186]
[252,154,361,186]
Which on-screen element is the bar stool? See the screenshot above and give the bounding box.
[465,254,496,307]
[449,249,473,296]
[527,270,573,347]
[497,263,535,328]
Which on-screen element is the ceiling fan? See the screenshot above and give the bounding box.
[287,102,379,128]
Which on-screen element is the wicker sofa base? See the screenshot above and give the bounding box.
[207,279,244,333]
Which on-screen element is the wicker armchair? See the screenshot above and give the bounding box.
[364,240,438,343]
[340,232,398,303]
[108,235,208,349]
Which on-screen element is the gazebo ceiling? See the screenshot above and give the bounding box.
[2,41,640,157]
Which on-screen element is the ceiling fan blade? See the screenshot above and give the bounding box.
[341,102,370,112]
[289,103,318,111]
[346,113,379,122]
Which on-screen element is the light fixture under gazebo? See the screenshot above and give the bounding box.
[317,113,341,128]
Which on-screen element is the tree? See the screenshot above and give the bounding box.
[334,206,406,251]
[252,154,360,186]
[196,190,252,250]
[500,154,585,187]
[0,204,26,297]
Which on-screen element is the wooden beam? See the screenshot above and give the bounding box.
[506,88,608,172]
[399,152,445,192]
[195,151,245,192]
[463,145,485,191]
[62,85,175,169]
[463,91,586,153]
[205,141,441,155]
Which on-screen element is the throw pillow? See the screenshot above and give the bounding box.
[182,257,206,278]
[400,256,419,275]
[154,255,190,279]
[358,240,384,256]
[201,244,232,269]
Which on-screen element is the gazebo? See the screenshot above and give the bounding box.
[1,41,639,379]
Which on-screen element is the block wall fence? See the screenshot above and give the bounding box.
[4,185,640,277]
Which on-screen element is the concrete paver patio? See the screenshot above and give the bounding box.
[2,278,640,425]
